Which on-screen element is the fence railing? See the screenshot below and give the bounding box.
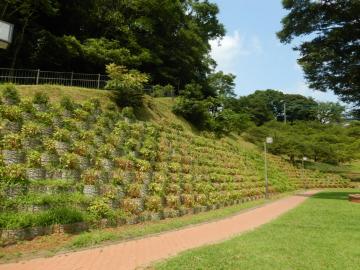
[0,68,108,89]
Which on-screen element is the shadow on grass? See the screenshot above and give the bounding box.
[310,191,359,201]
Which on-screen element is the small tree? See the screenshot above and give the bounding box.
[105,63,149,107]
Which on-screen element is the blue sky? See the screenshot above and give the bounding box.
[210,0,340,103]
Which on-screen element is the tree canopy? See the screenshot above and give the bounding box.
[277,0,360,106]
[0,0,225,89]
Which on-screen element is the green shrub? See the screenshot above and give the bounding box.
[60,153,79,169]
[105,63,149,108]
[88,198,113,219]
[35,112,53,126]
[145,195,162,211]
[152,84,174,97]
[81,169,100,185]
[2,134,22,150]
[54,128,71,142]
[0,105,23,122]
[32,92,49,105]
[60,96,76,111]
[122,106,135,119]
[21,122,41,137]
[26,150,42,167]
[72,141,88,156]
[19,98,35,113]
[0,164,27,184]
[1,84,20,104]
[43,138,57,153]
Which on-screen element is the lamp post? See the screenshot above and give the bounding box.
[302,156,307,169]
[279,100,287,124]
[264,137,273,199]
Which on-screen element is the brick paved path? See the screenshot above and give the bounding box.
[0,190,317,270]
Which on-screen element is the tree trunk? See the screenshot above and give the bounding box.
[10,14,31,69]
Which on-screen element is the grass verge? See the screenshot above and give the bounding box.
[155,189,360,270]
[0,192,295,263]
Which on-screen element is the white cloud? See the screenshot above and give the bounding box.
[210,30,263,74]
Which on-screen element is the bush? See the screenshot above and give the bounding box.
[0,105,23,122]
[21,122,41,137]
[1,84,20,104]
[81,169,101,185]
[26,150,42,167]
[60,96,76,111]
[105,63,149,107]
[152,84,174,97]
[33,92,49,105]
[60,153,79,169]
[2,134,22,150]
[0,164,27,184]
[88,198,113,219]
[54,128,71,142]
[145,195,162,211]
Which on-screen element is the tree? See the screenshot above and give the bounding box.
[0,0,225,89]
[278,0,360,106]
[105,64,149,107]
[317,102,345,124]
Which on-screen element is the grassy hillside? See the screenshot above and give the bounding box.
[0,84,350,245]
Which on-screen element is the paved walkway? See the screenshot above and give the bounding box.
[0,190,317,270]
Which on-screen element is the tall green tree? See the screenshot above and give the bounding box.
[277,0,360,106]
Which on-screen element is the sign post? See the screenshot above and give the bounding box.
[0,20,14,49]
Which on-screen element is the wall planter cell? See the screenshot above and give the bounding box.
[2,150,24,165]
[125,215,140,225]
[4,121,22,133]
[52,222,88,234]
[163,208,180,219]
[21,112,33,121]
[28,204,50,213]
[61,169,80,180]
[41,152,58,166]
[78,156,90,170]
[150,212,163,221]
[100,158,113,171]
[45,169,63,180]
[83,185,98,197]
[5,185,26,198]
[26,168,46,180]
[22,138,42,150]
[54,141,70,154]
[138,211,151,222]
[40,126,53,136]
[33,104,47,112]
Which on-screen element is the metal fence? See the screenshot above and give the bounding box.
[0,68,108,89]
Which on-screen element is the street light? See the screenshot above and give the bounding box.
[279,100,287,124]
[264,137,273,199]
[302,156,307,169]
[0,20,14,49]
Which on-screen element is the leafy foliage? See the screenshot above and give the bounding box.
[278,0,360,106]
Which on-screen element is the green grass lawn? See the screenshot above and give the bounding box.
[155,190,360,270]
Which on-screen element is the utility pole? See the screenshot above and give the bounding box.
[284,102,287,124]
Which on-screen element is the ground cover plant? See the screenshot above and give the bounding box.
[0,84,350,247]
[155,190,360,270]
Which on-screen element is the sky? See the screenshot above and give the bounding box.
[210,0,340,103]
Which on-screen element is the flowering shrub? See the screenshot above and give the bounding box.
[26,150,42,167]
[145,195,162,211]
[2,134,22,150]
[54,128,71,142]
[21,122,41,137]
[81,169,101,185]
[0,105,22,122]
[60,153,79,169]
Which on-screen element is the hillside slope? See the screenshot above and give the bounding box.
[0,84,349,244]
